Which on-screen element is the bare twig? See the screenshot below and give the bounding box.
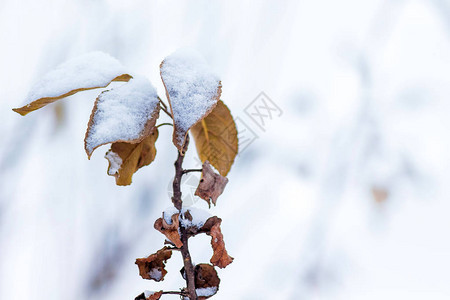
[161,291,187,296]
[182,168,202,174]
[171,135,197,300]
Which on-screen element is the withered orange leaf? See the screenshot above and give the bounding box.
[200,217,234,268]
[160,50,222,153]
[191,100,238,176]
[135,291,163,300]
[85,76,161,157]
[154,213,183,248]
[194,264,220,299]
[195,161,228,207]
[135,247,172,282]
[13,52,132,116]
[105,128,158,186]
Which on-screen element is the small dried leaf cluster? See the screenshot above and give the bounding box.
[13,50,238,299]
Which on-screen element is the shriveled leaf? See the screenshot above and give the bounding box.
[160,49,221,152]
[13,51,131,116]
[195,161,228,207]
[191,100,238,176]
[135,247,172,282]
[194,264,220,299]
[154,213,183,248]
[85,76,160,157]
[200,217,234,268]
[105,128,158,186]
[135,291,163,300]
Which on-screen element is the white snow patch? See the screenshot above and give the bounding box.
[105,150,122,175]
[160,48,220,146]
[148,268,162,281]
[85,76,159,154]
[24,51,128,103]
[163,206,211,229]
[144,290,159,298]
[196,286,218,297]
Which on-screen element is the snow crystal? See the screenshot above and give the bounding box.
[162,206,211,229]
[105,150,122,175]
[160,49,221,146]
[196,286,218,297]
[24,51,128,103]
[85,76,159,155]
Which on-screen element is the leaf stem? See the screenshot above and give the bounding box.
[156,122,173,128]
[158,97,172,119]
[182,168,202,174]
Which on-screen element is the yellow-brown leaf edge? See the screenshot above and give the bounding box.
[12,74,132,116]
[191,100,238,176]
[105,128,159,186]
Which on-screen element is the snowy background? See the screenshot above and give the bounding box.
[2,0,450,299]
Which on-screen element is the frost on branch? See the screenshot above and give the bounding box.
[85,76,160,157]
[135,247,173,282]
[191,100,238,176]
[160,49,221,152]
[195,161,228,207]
[13,51,131,116]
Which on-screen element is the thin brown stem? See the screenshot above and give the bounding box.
[182,168,202,174]
[158,96,172,119]
[171,135,197,300]
[161,291,187,296]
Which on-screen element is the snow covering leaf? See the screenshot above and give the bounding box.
[85,76,160,157]
[194,264,220,299]
[199,217,234,268]
[195,161,228,207]
[191,100,238,176]
[13,51,131,116]
[135,247,172,282]
[105,128,158,186]
[154,212,183,248]
[160,49,222,152]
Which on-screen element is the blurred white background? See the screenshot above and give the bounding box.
[2,0,450,299]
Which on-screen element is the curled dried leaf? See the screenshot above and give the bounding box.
[154,213,183,248]
[194,264,220,299]
[200,217,234,268]
[191,100,238,176]
[105,128,158,186]
[135,290,163,300]
[195,161,228,207]
[13,52,131,116]
[135,247,172,282]
[160,49,221,152]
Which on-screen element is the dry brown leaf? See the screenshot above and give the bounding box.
[372,186,388,204]
[135,247,172,282]
[194,264,220,299]
[154,213,183,248]
[135,291,163,300]
[200,216,234,268]
[195,161,228,207]
[105,128,158,186]
[191,100,238,176]
[13,74,131,116]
